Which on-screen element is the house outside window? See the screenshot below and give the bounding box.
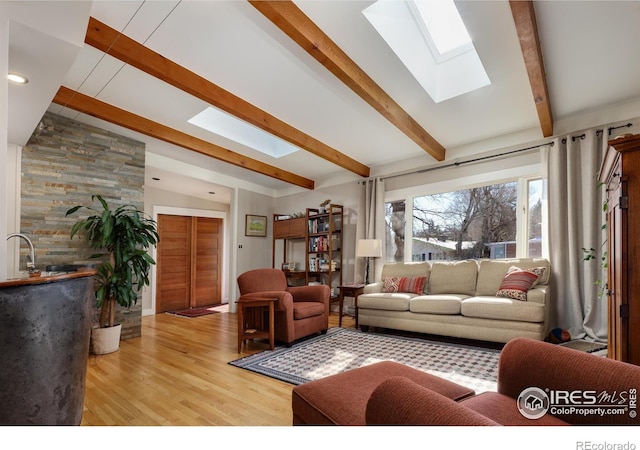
[385,178,543,262]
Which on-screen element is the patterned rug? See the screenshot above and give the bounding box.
[229,327,500,393]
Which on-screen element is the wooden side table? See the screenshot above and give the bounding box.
[337,284,366,328]
[237,296,277,352]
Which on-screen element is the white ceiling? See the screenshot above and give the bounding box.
[7,1,640,203]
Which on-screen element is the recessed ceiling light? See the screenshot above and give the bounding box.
[8,73,28,84]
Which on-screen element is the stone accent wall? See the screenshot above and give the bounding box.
[20,111,146,339]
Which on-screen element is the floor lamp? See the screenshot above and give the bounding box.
[356,239,382,284]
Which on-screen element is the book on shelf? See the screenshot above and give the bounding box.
[308,219,330,233]
[309,236,330,252]
[319,260,337,271]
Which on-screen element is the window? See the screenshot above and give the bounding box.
[362,0,490,103]
[527,179,543,258]
[411,0,472,59]
[189,106,300,158]
[385,200,406,262]
[385,178,544,262]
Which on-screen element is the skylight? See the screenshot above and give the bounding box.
[411,0,471,58]
[363,0,490,103]
[188,107,300,159]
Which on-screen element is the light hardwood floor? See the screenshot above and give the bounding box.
[81,308,355,426]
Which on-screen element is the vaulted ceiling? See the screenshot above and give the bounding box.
[7,1,640,202]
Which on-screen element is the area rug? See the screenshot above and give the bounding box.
[165,306,220,318]
[229,327,499,393]
[559,339,607,353]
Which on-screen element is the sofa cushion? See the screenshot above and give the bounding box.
[461,296,545,323]
[292,302,325,320]
[429,260,478,296]
[409,295,467,314]
[496,266,546,301]
[381,261,430,280]
[525,286,547,305]
[357,293,412,311]
[383,276,428,295]
[476,258,551,296]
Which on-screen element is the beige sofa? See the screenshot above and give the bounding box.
[357,258,551,343]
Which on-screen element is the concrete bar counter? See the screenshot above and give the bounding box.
[0,268,96,425]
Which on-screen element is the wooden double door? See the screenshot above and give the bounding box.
[156,215,222,313]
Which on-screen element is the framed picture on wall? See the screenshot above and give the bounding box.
[245,214,267,237]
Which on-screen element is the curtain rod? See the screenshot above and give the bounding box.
[378,120,635,182]
[561,121,634,143]
[609,123,633,136]
[380,141,554,181]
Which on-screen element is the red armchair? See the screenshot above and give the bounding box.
[237,268,330,345]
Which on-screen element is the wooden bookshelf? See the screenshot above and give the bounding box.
[272,205,343,294]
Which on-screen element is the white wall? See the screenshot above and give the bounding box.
[384,146,542,195]
[274,181,362,285]
[235,187,275,274]
[226,188,275,312]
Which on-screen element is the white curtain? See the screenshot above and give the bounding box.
[544,128,608,342]
[355,178,386,283]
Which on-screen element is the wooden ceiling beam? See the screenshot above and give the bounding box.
[84,17,369,179]
[249,0,446,162]
[510,1,553,137]
[52,86,315,190]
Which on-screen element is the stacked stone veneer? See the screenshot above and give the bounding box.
[20,111,146,340]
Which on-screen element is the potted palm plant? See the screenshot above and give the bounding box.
[66,195,159,354]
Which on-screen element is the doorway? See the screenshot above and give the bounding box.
[155,214,223,313]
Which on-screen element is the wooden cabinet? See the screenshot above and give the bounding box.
[272,205,343,294]
[273,216,306,239]
[600,134,640,365]
[272,215,309,285]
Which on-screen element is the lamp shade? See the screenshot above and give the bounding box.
[356,239,382,258]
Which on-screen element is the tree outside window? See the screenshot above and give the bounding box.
[384,178,543,262]
[385,200,405,262]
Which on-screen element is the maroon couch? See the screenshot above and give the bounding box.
[293,337,640,425]
[292,360,476,425]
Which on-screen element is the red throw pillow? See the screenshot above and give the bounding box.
[383,276,427,295]
[496,266,545,301]
[398,276,427,294]
[383,277,401,293]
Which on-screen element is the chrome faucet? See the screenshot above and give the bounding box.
[6,233,37,273]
